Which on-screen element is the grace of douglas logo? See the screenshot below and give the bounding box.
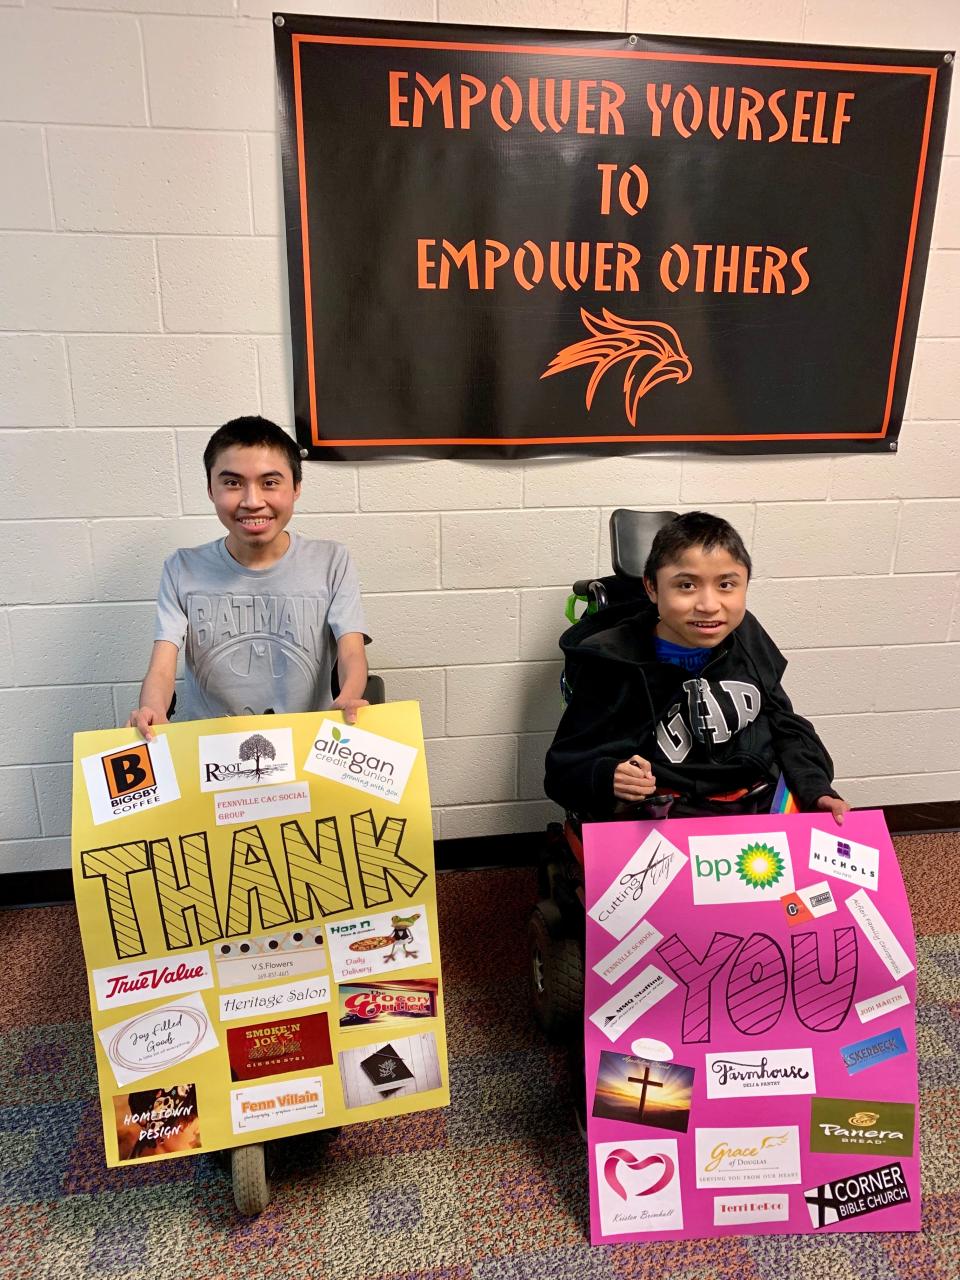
[198,729,296,793]
[303,720,418,804]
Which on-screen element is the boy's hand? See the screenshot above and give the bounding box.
[127,706,167,742]
[816,795,851,825]
[331,696,369,726]
[613,755,657,802]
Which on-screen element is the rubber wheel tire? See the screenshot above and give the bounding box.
[232,1143,271,1215]
[528,903,584,1040]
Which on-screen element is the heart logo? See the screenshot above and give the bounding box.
[603,1148,675,1201]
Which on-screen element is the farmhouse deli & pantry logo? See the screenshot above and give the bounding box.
[303,720,418,803]
[704,1048,815,1098]
[198,729,296,792]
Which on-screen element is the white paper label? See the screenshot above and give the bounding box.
[214,781,311,826]
[92,949,213,1012]
[595,1139,683,1237]
[98,991,218,1087]
[198,728,296,792]
[855,985,910,1025]
[689,831,794,905]
[302,719,418,804]
[231,1076,326,1133]
[845,890,915,980]
[695,1126,801,1187]
[713,1194,790,1225]
[218,975,331,1022]
[704,1048,816,1098]
[809,827,879,891]
[593,919,664,986]
[588,829,687,940]
[589,965,677,1043]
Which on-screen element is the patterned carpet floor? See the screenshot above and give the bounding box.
[0,834,957,1280]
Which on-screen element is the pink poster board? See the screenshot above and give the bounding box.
[583,809,919,1244]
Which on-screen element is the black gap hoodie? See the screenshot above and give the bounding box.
[544,598,838,818]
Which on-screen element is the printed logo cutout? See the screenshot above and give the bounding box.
[603,1147,676,1200]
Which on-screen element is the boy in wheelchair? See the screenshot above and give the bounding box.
[545,511,849,826]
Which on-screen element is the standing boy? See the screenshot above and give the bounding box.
[128,416,369,738]
[545,511,849,823]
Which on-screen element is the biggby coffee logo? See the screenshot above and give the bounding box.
[198,729,295,793]
[81,736,181,825]
[810,1097,915,1156]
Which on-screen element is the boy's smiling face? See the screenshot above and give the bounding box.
[644,544,748,649]
[208,443,301,565]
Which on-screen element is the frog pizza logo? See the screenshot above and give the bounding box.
[102,744,157,807]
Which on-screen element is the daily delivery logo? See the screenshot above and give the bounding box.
[81,736,181,825]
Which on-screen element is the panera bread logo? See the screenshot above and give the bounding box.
[810,1097,915,1156]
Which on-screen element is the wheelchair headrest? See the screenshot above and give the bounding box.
[610,509,679,579]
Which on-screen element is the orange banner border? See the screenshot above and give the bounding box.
[290,35,939,448]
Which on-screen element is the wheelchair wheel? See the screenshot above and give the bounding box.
[528,899,584,1040]
[232,1142,271,1215]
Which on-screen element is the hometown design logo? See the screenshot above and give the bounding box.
[81,736,181,825]
[198,729,296,793]
[303,719,418,804]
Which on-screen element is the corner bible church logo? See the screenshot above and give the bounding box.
[81,737,181,825]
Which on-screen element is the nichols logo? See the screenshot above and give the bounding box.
[198,729,296,793]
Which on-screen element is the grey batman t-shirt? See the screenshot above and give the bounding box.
[154,533,369,722]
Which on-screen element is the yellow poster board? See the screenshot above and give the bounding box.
[70,701,448,1167]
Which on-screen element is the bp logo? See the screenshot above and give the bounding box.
[736,843,786,890]
[690,831,795,905]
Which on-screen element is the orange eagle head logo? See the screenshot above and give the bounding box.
[541,309,692,426]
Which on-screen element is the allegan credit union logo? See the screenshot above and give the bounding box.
[198,728,296,793]
[81,735,181,825]
[303,719,419,805]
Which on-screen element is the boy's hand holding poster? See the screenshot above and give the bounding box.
[583,811,919,1242]
[71,702,448,1166]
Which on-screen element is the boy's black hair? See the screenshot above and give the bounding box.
[644,511,752,581]
[204,416,302,487]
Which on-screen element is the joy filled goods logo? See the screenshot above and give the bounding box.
[303,719,418,804]
[198,729,296,793]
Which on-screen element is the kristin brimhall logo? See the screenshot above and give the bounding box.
[198,729,296,792]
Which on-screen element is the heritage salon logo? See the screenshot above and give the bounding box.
[81,736,181,825]
[810,1097,915,1157]
[198,729,296,793]
[303,720,418,804]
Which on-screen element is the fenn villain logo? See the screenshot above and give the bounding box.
[541,309,692,425]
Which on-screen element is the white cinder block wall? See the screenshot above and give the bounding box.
[1,0,958,873]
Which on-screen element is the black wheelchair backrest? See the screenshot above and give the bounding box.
[610,508,679,580]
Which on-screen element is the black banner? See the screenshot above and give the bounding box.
[274,17,951,459]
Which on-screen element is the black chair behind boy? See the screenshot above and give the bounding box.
[529,508,677,1039]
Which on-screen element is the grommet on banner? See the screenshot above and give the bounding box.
[274,14,285,26]
[628,34,638,46]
